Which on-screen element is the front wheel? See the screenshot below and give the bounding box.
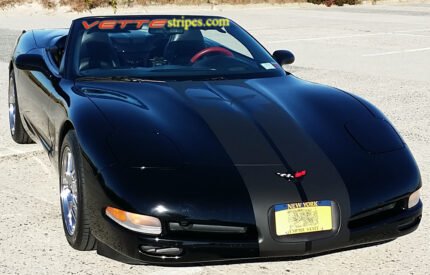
[60,130,96,251]
[8,70,33,144]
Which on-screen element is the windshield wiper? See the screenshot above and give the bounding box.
[204,76,227,81]
[75,76,112,81]
[148,68,216,73]
[76,76,164,83]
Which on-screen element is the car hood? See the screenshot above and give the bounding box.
[75,75,419,229]
[77,74,406,165]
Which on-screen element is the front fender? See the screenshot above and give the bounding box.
[52,81,117,173]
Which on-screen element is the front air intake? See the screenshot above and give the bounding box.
[140,245,183,257]
[169,222,247,234]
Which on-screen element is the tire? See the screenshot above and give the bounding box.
[8,70,33,144]
[60,130,96,251]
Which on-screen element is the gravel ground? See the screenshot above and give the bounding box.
[0,2,429,274]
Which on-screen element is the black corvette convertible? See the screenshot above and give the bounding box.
[8,15,422,264]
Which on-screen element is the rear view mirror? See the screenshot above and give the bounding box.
[15,54,51,76]
[273,50,295,66]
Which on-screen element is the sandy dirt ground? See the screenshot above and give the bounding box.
[0,2,429,274]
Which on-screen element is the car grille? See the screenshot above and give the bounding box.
[348,197,408,229]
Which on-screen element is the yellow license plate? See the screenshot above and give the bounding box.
[274,200,333,236]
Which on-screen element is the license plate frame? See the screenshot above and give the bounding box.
[274,200,333,236]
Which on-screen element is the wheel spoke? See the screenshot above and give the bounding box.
[71,179,77,194]
[66,152,73,174]
[60,147,78,236]
[72,194,78,206]
[70,203,77,221]
[9,80,15,104]
[8,79,16,135]
[70,170,77,183]
[9,93,15,104]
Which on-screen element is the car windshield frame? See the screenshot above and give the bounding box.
[62,15,285,81]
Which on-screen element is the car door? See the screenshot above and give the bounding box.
[17,31,69,152]
[16,47,55,150]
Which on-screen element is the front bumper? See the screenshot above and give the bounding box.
[95,202,422,265]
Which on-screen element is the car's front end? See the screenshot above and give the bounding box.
[82,162,421,265]
[75,75,422,265]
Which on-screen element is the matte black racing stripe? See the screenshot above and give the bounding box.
[168,81,305,256]
[202,82,319,253]
[247,123,309,202]
[203,82,309,202]
[202,81,312,253]
[167,79,351,257]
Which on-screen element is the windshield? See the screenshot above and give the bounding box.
[68,16,284,80]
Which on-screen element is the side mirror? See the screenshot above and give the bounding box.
[15,54,51,76]
[273,50,295,66]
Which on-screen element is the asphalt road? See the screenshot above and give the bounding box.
[0,2,429,274]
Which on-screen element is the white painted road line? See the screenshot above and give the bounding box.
[394,28,430,33]
[395,33,430,38]
[363,47,430,57]
[267,32,385,43]
[266,28,430,44]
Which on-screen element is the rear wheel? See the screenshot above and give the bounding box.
[8,70,33,144]
[60,130,96,251]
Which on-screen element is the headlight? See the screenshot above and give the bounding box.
[408,188,421,209]
[345,118,404,154]
[106,206,162,235]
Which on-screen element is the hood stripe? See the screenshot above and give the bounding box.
[168,79,350,256]
[204,81,310,202]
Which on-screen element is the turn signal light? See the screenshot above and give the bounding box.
[408,188,421,209]
[106,206,162,235]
